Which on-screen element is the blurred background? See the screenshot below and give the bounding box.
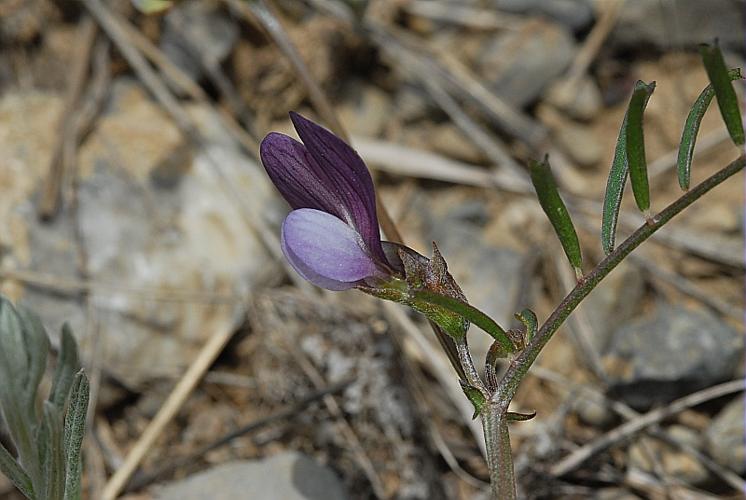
[0,0,744,498]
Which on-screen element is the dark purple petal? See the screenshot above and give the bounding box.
[260,132,348,218]
[281,208,379,290]
[289,112,386,263]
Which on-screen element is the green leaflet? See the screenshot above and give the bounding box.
[0,442,34,499]
[506,411,536,422]
[40,403,65,500]
[0,296,90,500]
[699,42,745,146]
[63,371,89,500]
[514,309,538,344]
[678,68,743,190]
[17,307,50,421]
[0,298,42,488]
[131,0,173,14]
[49,324,80,411]
[529,156,582,275]
[625,80,656,213]
[460,381,487,419]
[601,81,655,254]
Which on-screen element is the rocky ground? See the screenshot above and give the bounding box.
[0,0,743,499]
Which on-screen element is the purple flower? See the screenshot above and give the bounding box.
[260,112,400,290]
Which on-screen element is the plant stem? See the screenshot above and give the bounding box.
[454,338,485,391]
[482,402,515,500]
[494,154,745,407]
[480,155,744,498]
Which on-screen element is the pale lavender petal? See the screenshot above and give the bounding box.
[281,208,379,290]
[289,112,386,263]
[260,132,347,218]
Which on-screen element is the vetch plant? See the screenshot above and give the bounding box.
[260,43,744,498]
[0,296,90,500]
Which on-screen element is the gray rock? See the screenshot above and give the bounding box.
[706,396,745,474]
[544,75,604,121]
[0,85,280,388]
[476,18,576,107]
[610,0,746,51]
[155,452,348,500]
[573,390,615,427]
[582,260,645,354]
[491,0,595,31]
[539,106,603,168]
[603,304,741,409]
[338,82,392,137]
[161,0,239,81]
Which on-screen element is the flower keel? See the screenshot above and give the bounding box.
[281,208,380,290]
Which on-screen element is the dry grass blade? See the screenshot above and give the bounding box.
[85,0,313,291]
[366,21,546,148]
[562,0,625,88]
[100,317,242,500]
[353,136,531,193]
[649,428,746,492]
[574,197,745,270]
[648,128,730,180]
[0,268,242,304]
[124,379,354,492]
[529,366,746,491]
[419,75,527,182]
[116,16,260,153]
[83,0,196,136]
[550,379,745,477]
[37,17,97,220]
[628,254,742,321]
[288,343,387,499]
[228,0,404,245]
[237,0,348,140]
[403,0,522,31]
[627,216,744,269]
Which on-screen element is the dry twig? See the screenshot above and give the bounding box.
[124,379,354,492]
[38,17,97,219]
[288,343,387,499]
[101,314,242,500]
[550,379,745,477]
[529,366,746,491]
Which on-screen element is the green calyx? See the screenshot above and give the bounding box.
[360,243,514,349]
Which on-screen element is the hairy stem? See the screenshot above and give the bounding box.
[482,403,515,500]
[454,338,484,391]
[494,154,745,408]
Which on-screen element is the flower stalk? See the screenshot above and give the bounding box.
[482,403,516,500]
